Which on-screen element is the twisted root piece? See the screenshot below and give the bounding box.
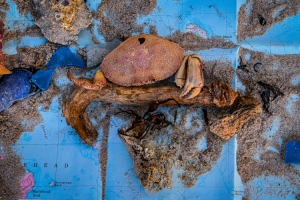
[62,82,243,145]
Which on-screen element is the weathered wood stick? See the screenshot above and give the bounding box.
[62,81,239,145]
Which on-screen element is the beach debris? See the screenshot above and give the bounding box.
[68,34,205,99]
[30,45,87,91]
[175,54,205,99]
[237,56,248,72]
[257,81,284,113]
[27,46,86,91]
[237,64,248,72]
[202,108,208,125]
[144,98,179,117]
[62,81,239,145]
[31,69,55,91]
[117,98,179,140]
[285,141,300,164]
[118,109,171,140]
[32,0,92,45]
[209,96,261,140]
[47,46,86,69]
[258,14,266,26]
[68,34,184,86]
[260,89,270,112]
[0,69,41,113]
[253,62,263,72]
[0,21,11,75]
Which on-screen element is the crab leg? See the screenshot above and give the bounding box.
[175,54,204,99]
[67,69,107,90]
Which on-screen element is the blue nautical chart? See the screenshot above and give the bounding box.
[2,0,300,199]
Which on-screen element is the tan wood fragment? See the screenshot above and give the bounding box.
[209,96,261,140]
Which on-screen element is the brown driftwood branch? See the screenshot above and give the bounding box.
[62,82,240,145]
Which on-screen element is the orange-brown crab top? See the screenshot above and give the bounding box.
[101,34,184,86]
[68,34,205,99]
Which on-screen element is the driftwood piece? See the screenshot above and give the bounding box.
[62,81,238,145]
[209,96,261,140]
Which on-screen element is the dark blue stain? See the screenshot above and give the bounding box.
[0,69,41,112]
[47,46,86,69]
[285,141,300,164]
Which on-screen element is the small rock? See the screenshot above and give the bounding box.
[33,0,92,45]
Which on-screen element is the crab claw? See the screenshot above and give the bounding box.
[174,55,189,88]
[175,54,204,99]
[67,69,107,90]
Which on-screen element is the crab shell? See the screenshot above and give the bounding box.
[100,34,184,86]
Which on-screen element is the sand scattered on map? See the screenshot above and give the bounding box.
[3,0,300,198]
[238,0,300,41]
[236,47,300,199]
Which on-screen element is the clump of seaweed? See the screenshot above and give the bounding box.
[117,98,179,140]
[257,81,284,114]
